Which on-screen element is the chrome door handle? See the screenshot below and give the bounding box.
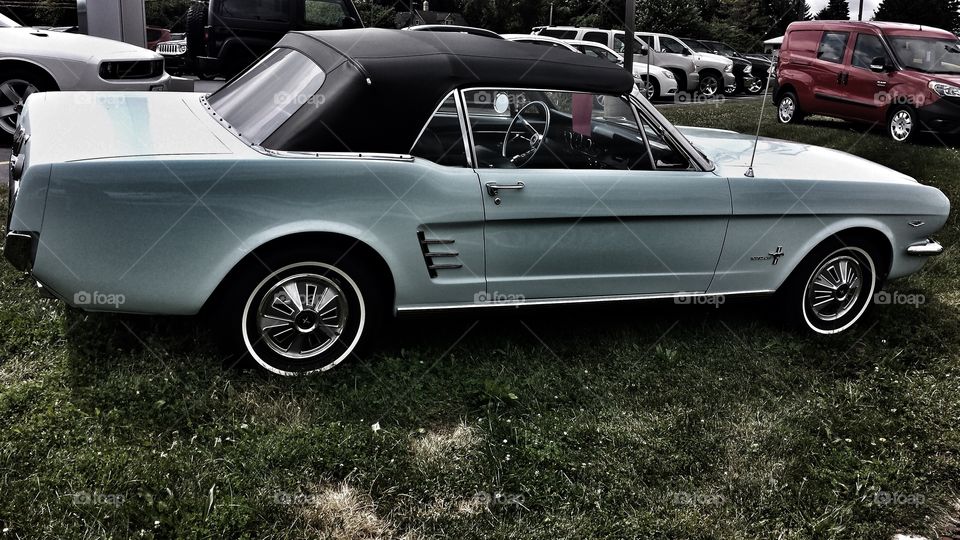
[485,181,525,196]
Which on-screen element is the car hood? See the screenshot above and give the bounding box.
[0,26,161,61]
[678,126,916,184]
[22,92,235,163]
[694,52,733,67]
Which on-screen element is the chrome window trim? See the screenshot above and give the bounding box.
[453,89,474,168]
[396,289,776,312]
[407,90,472,168]
[458,85,713,173]
[255,148,414,161]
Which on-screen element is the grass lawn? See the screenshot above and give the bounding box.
[1,99,959,539]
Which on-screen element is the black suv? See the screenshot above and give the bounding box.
[185,0,362,78]
[700,40,774,95]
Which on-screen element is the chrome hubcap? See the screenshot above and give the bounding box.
[0,79,38,135]
[700,77,718,97]
[257,273,348,359]
[644,82,656,99]
[806,255,863,322]
[779,97,795,122]
[891,110,913,141]
[748,78,763,93]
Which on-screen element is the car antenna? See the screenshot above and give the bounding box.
[745,66,773,178]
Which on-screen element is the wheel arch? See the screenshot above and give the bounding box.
[0,58,60,90]
[779,224,894,292]
[202,231,396,315]
[774,82,797,104]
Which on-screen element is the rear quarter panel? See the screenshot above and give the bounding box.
[31,155,485,314]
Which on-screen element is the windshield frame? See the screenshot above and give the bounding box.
[887,35,960,74]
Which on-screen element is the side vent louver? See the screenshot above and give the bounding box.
[417,230,462,278]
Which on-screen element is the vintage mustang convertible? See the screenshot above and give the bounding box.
[5,29,949,375]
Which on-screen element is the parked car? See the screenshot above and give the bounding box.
[700,39,774,94]
[637,31,735,98]
[505,35,677,100]
[531,25,700,95]
[404,24,502,39]
[7,29,948,376]
[776,21,960,142]
[0,13,169,138]
[184,0,363,78]
[681,37,755,95]
[156,38,188,74]
[563,39,678,100]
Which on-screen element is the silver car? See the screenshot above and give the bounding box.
[5,29,949,376]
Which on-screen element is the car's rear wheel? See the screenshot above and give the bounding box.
[213,248,385,375]
[781,239,879,334]
[888,106,916,143]
[0,68,55,137]
[777,90,804,124]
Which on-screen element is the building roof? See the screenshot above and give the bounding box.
[395,10,467,28]
[262,28,635,154]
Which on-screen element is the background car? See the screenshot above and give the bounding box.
[776,21,960,142]
[0,13,169,138]
[404,24,502,39]
[637,31,735,98]
[682,37,755,95]
[700,39,773,94]
[157,38,188,75]
[563,39,678,100]
[184,0,363,78]
[8,29,948,376]
[532,26,700,95]
[146,26,171,50]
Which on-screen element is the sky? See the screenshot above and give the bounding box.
[808,0,881,19]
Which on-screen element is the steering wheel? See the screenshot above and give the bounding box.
[502,101,551,168]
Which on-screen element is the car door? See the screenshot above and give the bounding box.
[461,87,731,300]
[842,31,894,123]
[811,30,853,116]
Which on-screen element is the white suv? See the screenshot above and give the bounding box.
[564,40,678,100]
[531,26,700,95]
[636,31,735,98]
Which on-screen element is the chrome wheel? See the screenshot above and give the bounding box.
[0,78,38,135]
[699,75,719,98]
[806,255,863,322]
[256,273,348,359]
[642,80,656,99]
[778,96,796,123]
[890,109,914,142]
[747,77,763,94]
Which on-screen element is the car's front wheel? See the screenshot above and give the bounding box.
[639,78,659,100]
[888,106,916,143]
[699,72,721,98]
[214,248,385,375]
[0,68,54,138]
[782,239,879,334]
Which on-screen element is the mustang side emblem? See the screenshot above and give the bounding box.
[751,246,785,265]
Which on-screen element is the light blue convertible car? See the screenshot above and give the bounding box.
[5,29,949,375]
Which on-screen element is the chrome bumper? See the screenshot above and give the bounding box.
[906,238,943,256]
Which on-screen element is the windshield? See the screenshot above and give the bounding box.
[207,48,325,146]
[0,13,19,27]
[889,36,960,74]
[683,39,711,53]
[710,42,739,56]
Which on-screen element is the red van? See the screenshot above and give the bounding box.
[775,21,960,142]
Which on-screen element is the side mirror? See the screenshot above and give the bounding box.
[681,48,691,56]
[869,56,889,72]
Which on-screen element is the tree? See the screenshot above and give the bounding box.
[874,0,960,32]
[815,0,849,20]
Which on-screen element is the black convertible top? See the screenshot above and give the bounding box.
[260,28,635,154]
